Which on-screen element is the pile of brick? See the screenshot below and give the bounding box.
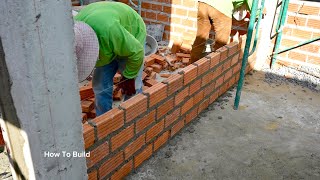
[79,43,192,123]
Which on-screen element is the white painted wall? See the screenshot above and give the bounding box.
[0,0,87,179]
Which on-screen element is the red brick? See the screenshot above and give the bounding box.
[83,124,95,149]
[189,79,201,95]
[204,82,215,97]
[145,56,156,66]
[120,94,147,123]
[288,51,307,62]
[171,40,182,53]
[136,110,156,133]
[222,59,232,73]
[175,87,189,105]
[79,85,94,100]
[99,151,124,179]
[142,71,148,80]
[217,46,228,61]
[134,144,153,168]
[144,79,158,87]
[224,69,233,81]
[215,75,224,88]
[157,98,174,119]
[201,72,212,87]
[219,83,229,96]
[125,134,145,160]
[154,131,170,151]
[162,74,183,96]
[171,118,185,137]
[111,125,134,151]
[193,90,204,105]
[151,4,163,11]
[146,120,164,142]
[157,13,169,22]
[143,82,167,107]
[176,53,191,58]
[180,64,197,85]
[151,64,162,73]
[288,3,298,12]
[146,11,157,20]
[165,108,180,128]
[210,91,219,104]
[87,141,109,168]
[198,99,209,113]
[81,100,94,113]
[181,97,194,115]
[300,43,320,54]
[194,57,210,75]
[163,5,172,14]
[307,19,320,29]
[160,74,171,78]
[92,108,124,139]
[226,42,239,56]
[166,54,179,64]
[231,53,240,66]
[291,29,312,39]
[308,55,320,65]
[174,7,187,16]
[233,62,241,74]
[207,52,220,69]
[88,170,97,180]
[299,5,320,15]
[111,160,133,180]
[182,58,190,65]
[186,107,198,124]
[180,43,192,53]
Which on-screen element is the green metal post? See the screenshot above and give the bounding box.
[249,0,266,56]
[271,0,290,68]
[234,0,259,110]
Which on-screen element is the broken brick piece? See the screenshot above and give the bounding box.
[81,100,94,113]
[145,67,153,76]
[87,109,96,119]
[82,113,88,123]
[113,73,122,83]
[166,55,179,64]
[142,86,149,91]
[151,64,162,73]
[163,62,169,70]
[145,56,156,67]
[150,72,157,80]
[176,53,191,58]
[182,58,190,65]
[151,54,166,65]
[113,89,123,101]
[144,79,158,87]
[142,71,148,80]
[160,74,171,78]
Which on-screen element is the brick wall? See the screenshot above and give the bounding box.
[82,41,255,180]
[277,0,320,67]
[119,0,198,45]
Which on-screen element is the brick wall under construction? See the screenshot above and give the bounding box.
[82,40,256,179]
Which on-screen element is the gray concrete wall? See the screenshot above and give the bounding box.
[0,0,86,179]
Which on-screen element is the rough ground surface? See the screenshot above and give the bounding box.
[0,66,319,179]
[126,67,320,180]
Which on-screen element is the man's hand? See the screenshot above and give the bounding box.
[118,77,136,96]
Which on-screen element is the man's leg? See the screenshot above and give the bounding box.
[92,60,118,116]
[191,2,212,63]
[208,7,232,50]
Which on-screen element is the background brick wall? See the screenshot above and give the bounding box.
[82,40,256,180]
[277,0,320,67]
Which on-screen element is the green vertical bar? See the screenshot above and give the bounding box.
[271,0,290,68]
[234,0,259,110]
[249,0,266,56]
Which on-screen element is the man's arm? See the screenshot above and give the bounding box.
[108,22,144,79]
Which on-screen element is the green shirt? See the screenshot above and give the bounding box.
[75,2,146,79]
[198,0,253,18]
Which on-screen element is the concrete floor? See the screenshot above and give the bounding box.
[127,70,320,180]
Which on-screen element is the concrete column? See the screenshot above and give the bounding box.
[254,0,278,70]
[0,1,87,179]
